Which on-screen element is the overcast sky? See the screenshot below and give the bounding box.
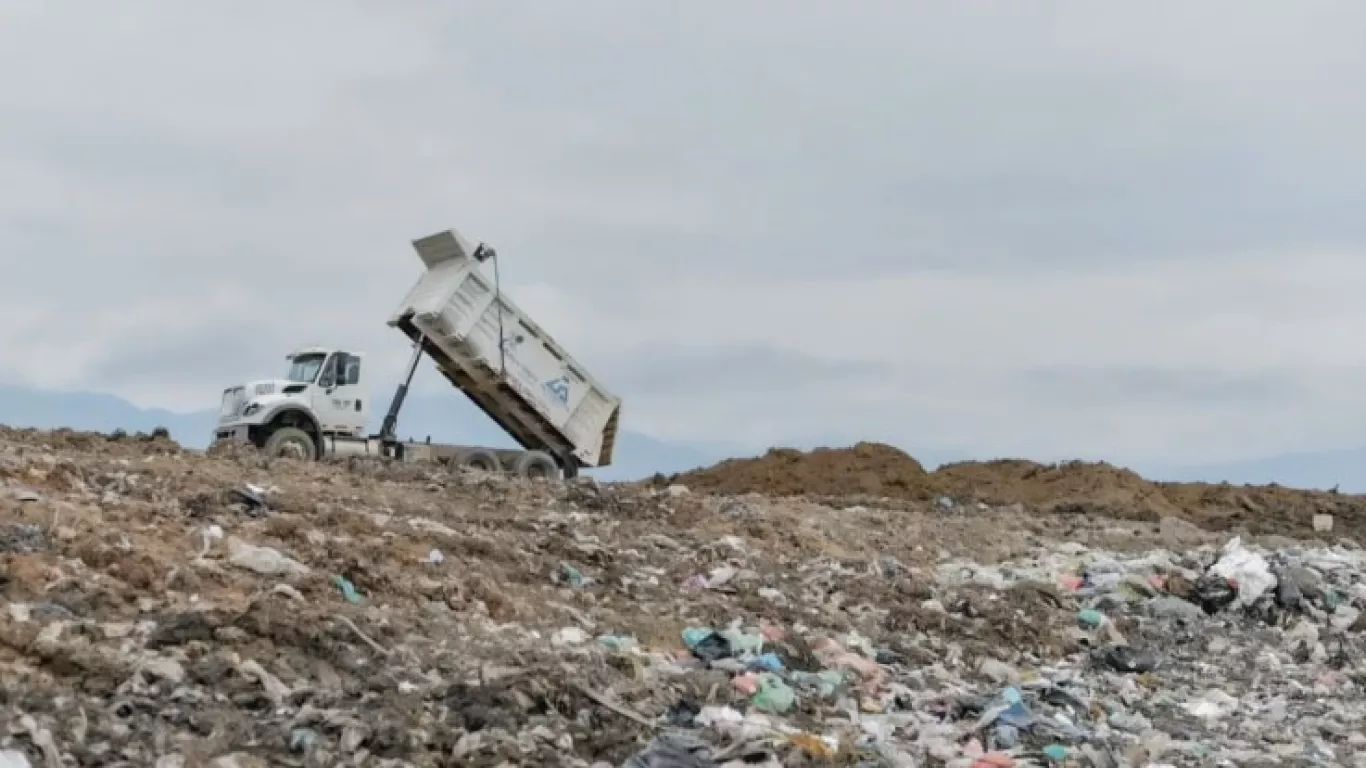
[2,1,1365,468]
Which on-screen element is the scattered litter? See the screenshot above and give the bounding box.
[0,427,1361,764]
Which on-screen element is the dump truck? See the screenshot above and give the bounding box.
[211,228,622,480]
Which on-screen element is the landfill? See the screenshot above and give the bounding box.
[1,428,1366,765]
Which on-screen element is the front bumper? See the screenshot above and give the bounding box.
[214,425,251,444]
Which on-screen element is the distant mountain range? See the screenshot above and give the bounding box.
[0,384,722,481]
[2,383,1364,490]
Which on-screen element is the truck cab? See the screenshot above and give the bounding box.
[216,346,370,458]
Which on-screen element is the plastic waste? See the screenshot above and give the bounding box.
[990,723,1020,749]
[557,562,587,587]
[551,626,588,646]
[289,728,320,753]
[682,628,731,661]
[425,548,445,565]
[597,634,639,652]
[731,672,760,695]
[231,484,269,515]
[1183,689,1239,718]
[790,669,847,699]
[332,575,361,603]
[751,672,796,713]
[720,627,763,656]
[695,705,744,728]
[1100,645,1158,673]
[0,751,29,768]
[1209,537,1276,607]
[1077,608,1105,629]
[226,538,310,577]
[623,731,714,768]
[706,565,738,588]
[1193,574,1237,614]
[664,700,700,727]
[746,652,784,672]
[788,733,834,758]
[1274,567,1302,610]
[1043,744,1068,762]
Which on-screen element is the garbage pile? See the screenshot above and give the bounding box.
[0,426,1364,765]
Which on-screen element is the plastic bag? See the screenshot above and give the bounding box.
[1209,538,1275,608]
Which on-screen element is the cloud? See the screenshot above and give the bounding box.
[1,1,1365,470]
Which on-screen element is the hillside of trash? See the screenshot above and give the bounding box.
[0,426,1364,766]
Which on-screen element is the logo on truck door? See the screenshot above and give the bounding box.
[542,376,570,406]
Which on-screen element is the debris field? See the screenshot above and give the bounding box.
[0,427,1364,766]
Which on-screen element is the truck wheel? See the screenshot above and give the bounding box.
[455,448,500,473]
[513,450,560,481]
[262,427,316,460]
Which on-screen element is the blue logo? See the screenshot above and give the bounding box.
[542,376,570,405]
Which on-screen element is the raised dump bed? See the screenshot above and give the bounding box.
[388,229,622,472]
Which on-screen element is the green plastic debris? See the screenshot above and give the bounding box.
[558,562,587,587]
[1324,588,1341,612]
[597,634,639,652]
[1043,744,1068,762]
[332,575,361,603]
[751,672,795,713]
[1077,608,1105,628]
[681,627,713,648]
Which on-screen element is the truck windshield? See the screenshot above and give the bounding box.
[286,354,327,383]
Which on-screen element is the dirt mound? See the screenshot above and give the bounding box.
[672,441,929,498]
[669,444,1366,537]
[933,458,1181,518]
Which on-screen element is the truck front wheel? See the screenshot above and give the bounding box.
[262,427,316,460]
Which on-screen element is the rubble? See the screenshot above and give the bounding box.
[0,426,1365,764]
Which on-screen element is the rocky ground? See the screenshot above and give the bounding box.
[0,428,1364,766]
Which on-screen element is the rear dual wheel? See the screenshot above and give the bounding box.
[451,448,560,480]
[513,450,559,481]
[454,447,500,473]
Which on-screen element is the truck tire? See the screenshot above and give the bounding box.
[262,427,316,460]
[455,447,500,473]
[513,450,560,481]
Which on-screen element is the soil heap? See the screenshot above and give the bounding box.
[668,442,1366,540]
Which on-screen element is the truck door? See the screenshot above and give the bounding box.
[312,352,365,435]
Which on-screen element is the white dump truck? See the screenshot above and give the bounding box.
[212,228,622,480]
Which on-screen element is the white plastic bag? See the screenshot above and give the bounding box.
[1209,537,1275,607]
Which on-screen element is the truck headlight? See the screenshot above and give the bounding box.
[242,402,262,417]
